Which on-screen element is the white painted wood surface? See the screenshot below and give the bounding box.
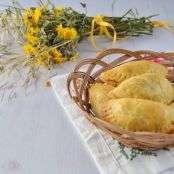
[0,0,174,174]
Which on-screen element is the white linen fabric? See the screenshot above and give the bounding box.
[51,74,174,174]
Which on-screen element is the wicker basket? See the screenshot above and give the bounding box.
[67,48,174,150]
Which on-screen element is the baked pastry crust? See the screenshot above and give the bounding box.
[100,60,167,86]
[108,73,174,104]
[102,98,174,133]
[170,102,174,107]
[89,83,114,118]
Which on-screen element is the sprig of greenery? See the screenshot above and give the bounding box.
[118,142,158,160]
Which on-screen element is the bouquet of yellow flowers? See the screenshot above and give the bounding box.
[0,0,171,85]
[21,3,155,68]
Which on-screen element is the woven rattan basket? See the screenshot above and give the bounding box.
[67,48,174,150]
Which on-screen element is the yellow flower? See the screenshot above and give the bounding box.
[23,43,38,55]
[23,9,33,26]
[50,49,67,63]
[42,51,50,59]
[54,57,67,63]
[50,49,62,58]
[23,8,41,26]
[29,27,40,34]
[36,51,51,67]
[56,24,64,36]
[54,6,63,17]
[56,24,78,40]
[26,33,40,45]
[69,52,79,61]
[36,57,47,66]
[64,28,77,40]
[32,8,41,24]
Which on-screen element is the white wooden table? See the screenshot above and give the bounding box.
[0,0,174,174]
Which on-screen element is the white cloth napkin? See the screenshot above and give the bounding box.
[51,74,174,174]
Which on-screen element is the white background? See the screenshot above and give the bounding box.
[0,0,174,174]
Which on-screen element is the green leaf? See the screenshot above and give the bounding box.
[0,63,3,71]
[80,2,86,8]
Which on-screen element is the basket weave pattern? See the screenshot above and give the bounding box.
[67,49,174,150]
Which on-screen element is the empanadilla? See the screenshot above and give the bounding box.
[89,83,114,118]
[170,102,174,107]
[108,73,174,104]
[100,60,167,86]
[102,98,174,133]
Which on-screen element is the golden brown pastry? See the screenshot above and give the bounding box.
[100,60,167,86]
[108,73,174,104]
[102,98,174,133]
[89,83,114,118]
[170,102,174,107]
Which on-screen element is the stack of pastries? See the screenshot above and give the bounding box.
[89,60,174,133]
